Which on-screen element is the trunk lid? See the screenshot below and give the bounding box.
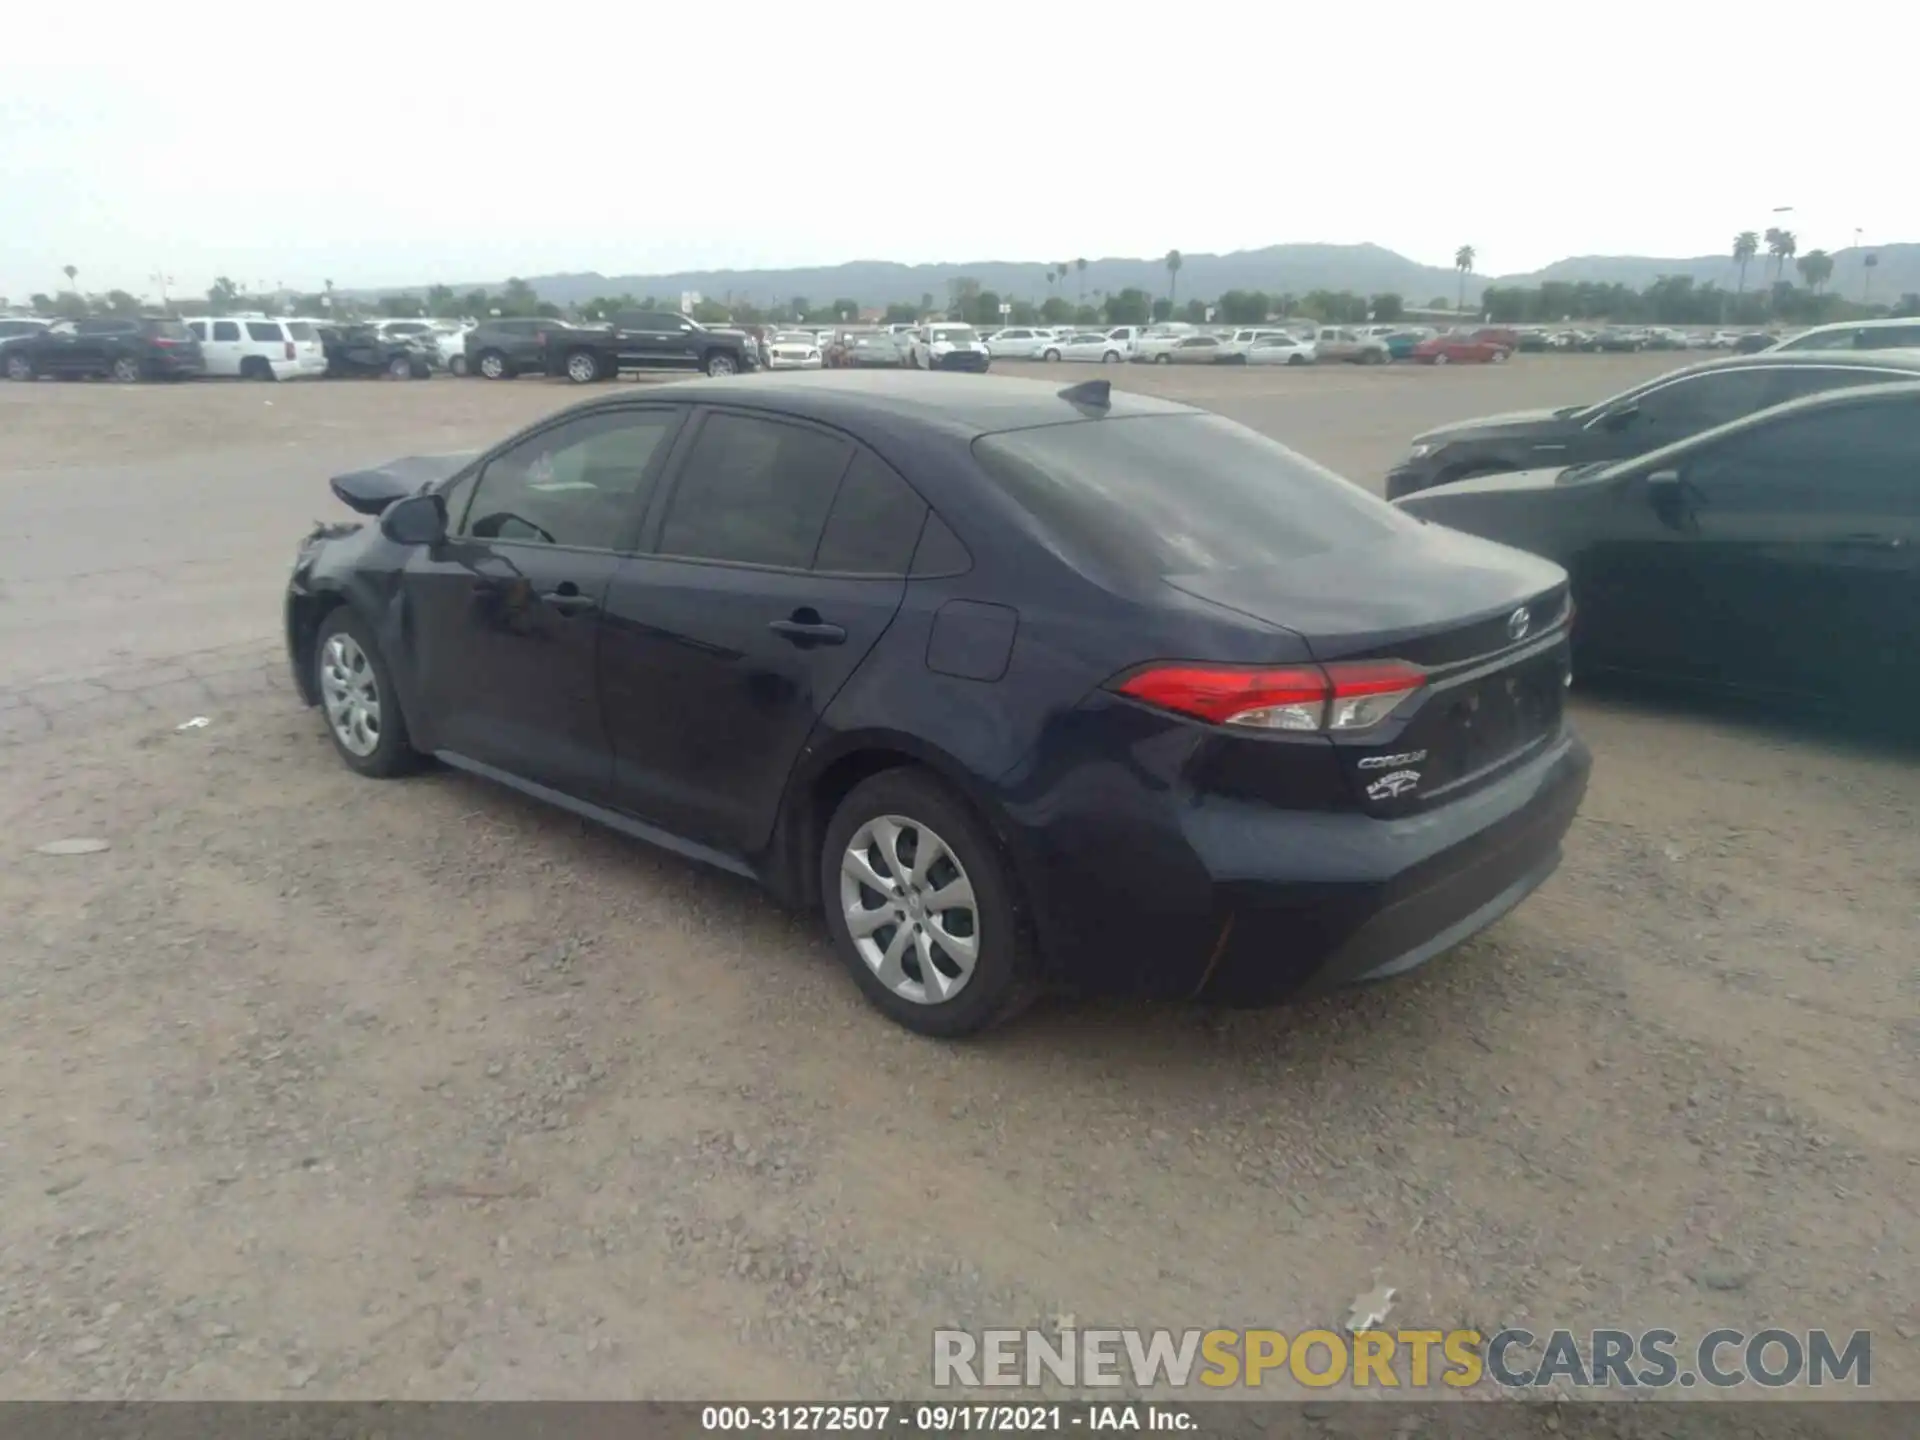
[1167,528,1572,814]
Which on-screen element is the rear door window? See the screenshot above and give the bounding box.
[655,412,853,569]
[972,414,1408,581]
[212,321,241,342]
[286,322,316,341]
[1632,369,1787,436]
[245,322,283,342]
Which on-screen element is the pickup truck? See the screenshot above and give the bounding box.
[542,310,758,382]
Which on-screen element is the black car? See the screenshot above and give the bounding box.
[285,373,1588,1037]
[540,311,759,383]
[1732,332,1779,354]
[1394,382,1920,710]
[316,324,435,379]
[464,317,556,380]
[1384,352,1920,499]
[2,316,205,382]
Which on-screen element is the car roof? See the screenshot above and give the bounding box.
[1611,378,1920,476]
[1655,350,1920,380]
[1791,316,1920,334]
[577,370,1201,435]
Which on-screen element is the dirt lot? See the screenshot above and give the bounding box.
[1,359,1915,1403]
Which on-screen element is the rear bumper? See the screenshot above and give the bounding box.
[1012,722,1591,1004]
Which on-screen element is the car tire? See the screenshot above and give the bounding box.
[1287,354,1305,366]
[312,608,421,780]
[704,351,738,378]
[3,352,34,382]
[477,350,513,380]
[821,768,1037,1039]
[240,356,275,382]
[1490,349,1509,364]
[1102,350,1121,364]
[448,354,469,377]
[1431,353,1450,365]
[1043,349,1061,362]
[387,354,414,380]
[564,348,602,384]
[110,356,142,384]
[1154,353,1171,364]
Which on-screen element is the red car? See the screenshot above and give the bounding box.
[1411,331,1511,365]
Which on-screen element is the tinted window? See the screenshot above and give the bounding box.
[657,413,852,568]
[1701,397,1920,493]
[149,320,191,340]
[973,414,1409,580]
[75,319,132,335]
[1856,325,1920,351]
[1634,369,1784,433]
[212,321,241,342]
[245,322,282,342]
[0,320,42,337]
[460,409,681,549]
[813,451,928,575]
[286,322,316,340]
[186,322,207,340]
[1780,329,1858,352]
[1770,365,1917,404]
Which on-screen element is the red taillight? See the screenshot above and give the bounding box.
[284,341,295,359]
[1113,660,1426,733]
[535,330,547,345]
[153,337,178,347]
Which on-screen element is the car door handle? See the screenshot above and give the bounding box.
[541,586,597,614]
[769,615,847,645]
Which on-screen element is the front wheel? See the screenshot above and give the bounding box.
[313,609,421,779]
[821,769,1036,1038]
[1287,353,1305,365]
[4,352,35,382]
[1431,353,1450,365]
[1153,353,1171,365]
[1102,351,1121,364]
[477,350,513,380]
[1043,349,1061,362]
[110,356,142,384]
[564,349,602,384]
[448,354,469,377]
[704,351,738,377]
[1490,349,1509,364]
[386,354,414,380]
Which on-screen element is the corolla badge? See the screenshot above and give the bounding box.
[1357,750,1427,771]
[1366,770,1422,800]
[1507,606,1532,642]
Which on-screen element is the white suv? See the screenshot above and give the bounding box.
[186,315,326,380]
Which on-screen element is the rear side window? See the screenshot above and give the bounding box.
[657,413,853,569]
[245,322,283,342]
[1771,365,1918,404]
[1636,369,1785,433]
[212,321,241,341]
[187,321,208,340]
[1856,325,1920,350]
[75,319,132,335]
[813,451,927,575]
[973,414,1408,579]
[286,322,316,340]
[150,320,191,340]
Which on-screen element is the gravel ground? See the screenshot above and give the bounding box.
[1,360,1915,1404]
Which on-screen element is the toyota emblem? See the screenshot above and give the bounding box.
[1507,606,1531,642]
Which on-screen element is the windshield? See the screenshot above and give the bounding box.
[973,414,1409,583]
[931,327,978,344]
[772,332,814,344]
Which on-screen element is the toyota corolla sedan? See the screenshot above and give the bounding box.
[286,373,1589,1037]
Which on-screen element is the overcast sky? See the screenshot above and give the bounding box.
[1,2,1905,304]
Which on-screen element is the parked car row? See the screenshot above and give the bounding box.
[0,313,458,383]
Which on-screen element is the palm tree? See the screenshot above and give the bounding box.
[62,264,78,292]
[1074,257,1088,303]
[1766,229,1796,287]
[1045,267,1057,295]
[1797,249,1833,294]
[1164,250,1182,308]
[1453,245,1475,311]
[1731,231,1759,295]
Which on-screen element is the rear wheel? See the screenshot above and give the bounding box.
[821,769,1036,1038]
[704,350,738,377]
[1043,348,1061,362]
[1490,348,1509,364]
[313,609,420,779]
[564,348,602,384]
[110,356,142,384]
[386,354,414,380]
[1431,353,1451,365]
[1154,353,1171,365]
[1287,353,1305,365]
[3,352,34,382]
[448,354,469,377]
[477,349,513,380]
[1102,350,1121,364]
[240,356,275,382]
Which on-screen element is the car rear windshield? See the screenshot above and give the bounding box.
[973,414,1409,580]
[149,320,192,339]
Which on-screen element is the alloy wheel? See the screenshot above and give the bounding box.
[479,353,506,379]
[4,355,32,381]
[707,353,737,377]
[839,814,979,1006]
[567,352,598,383]
[319,632,382,757]
[111,358,140,383]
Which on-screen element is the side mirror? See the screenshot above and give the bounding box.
[1645,468,1681,489]
[379,492,447,546]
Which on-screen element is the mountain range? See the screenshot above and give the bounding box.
[372,242,1920,310]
